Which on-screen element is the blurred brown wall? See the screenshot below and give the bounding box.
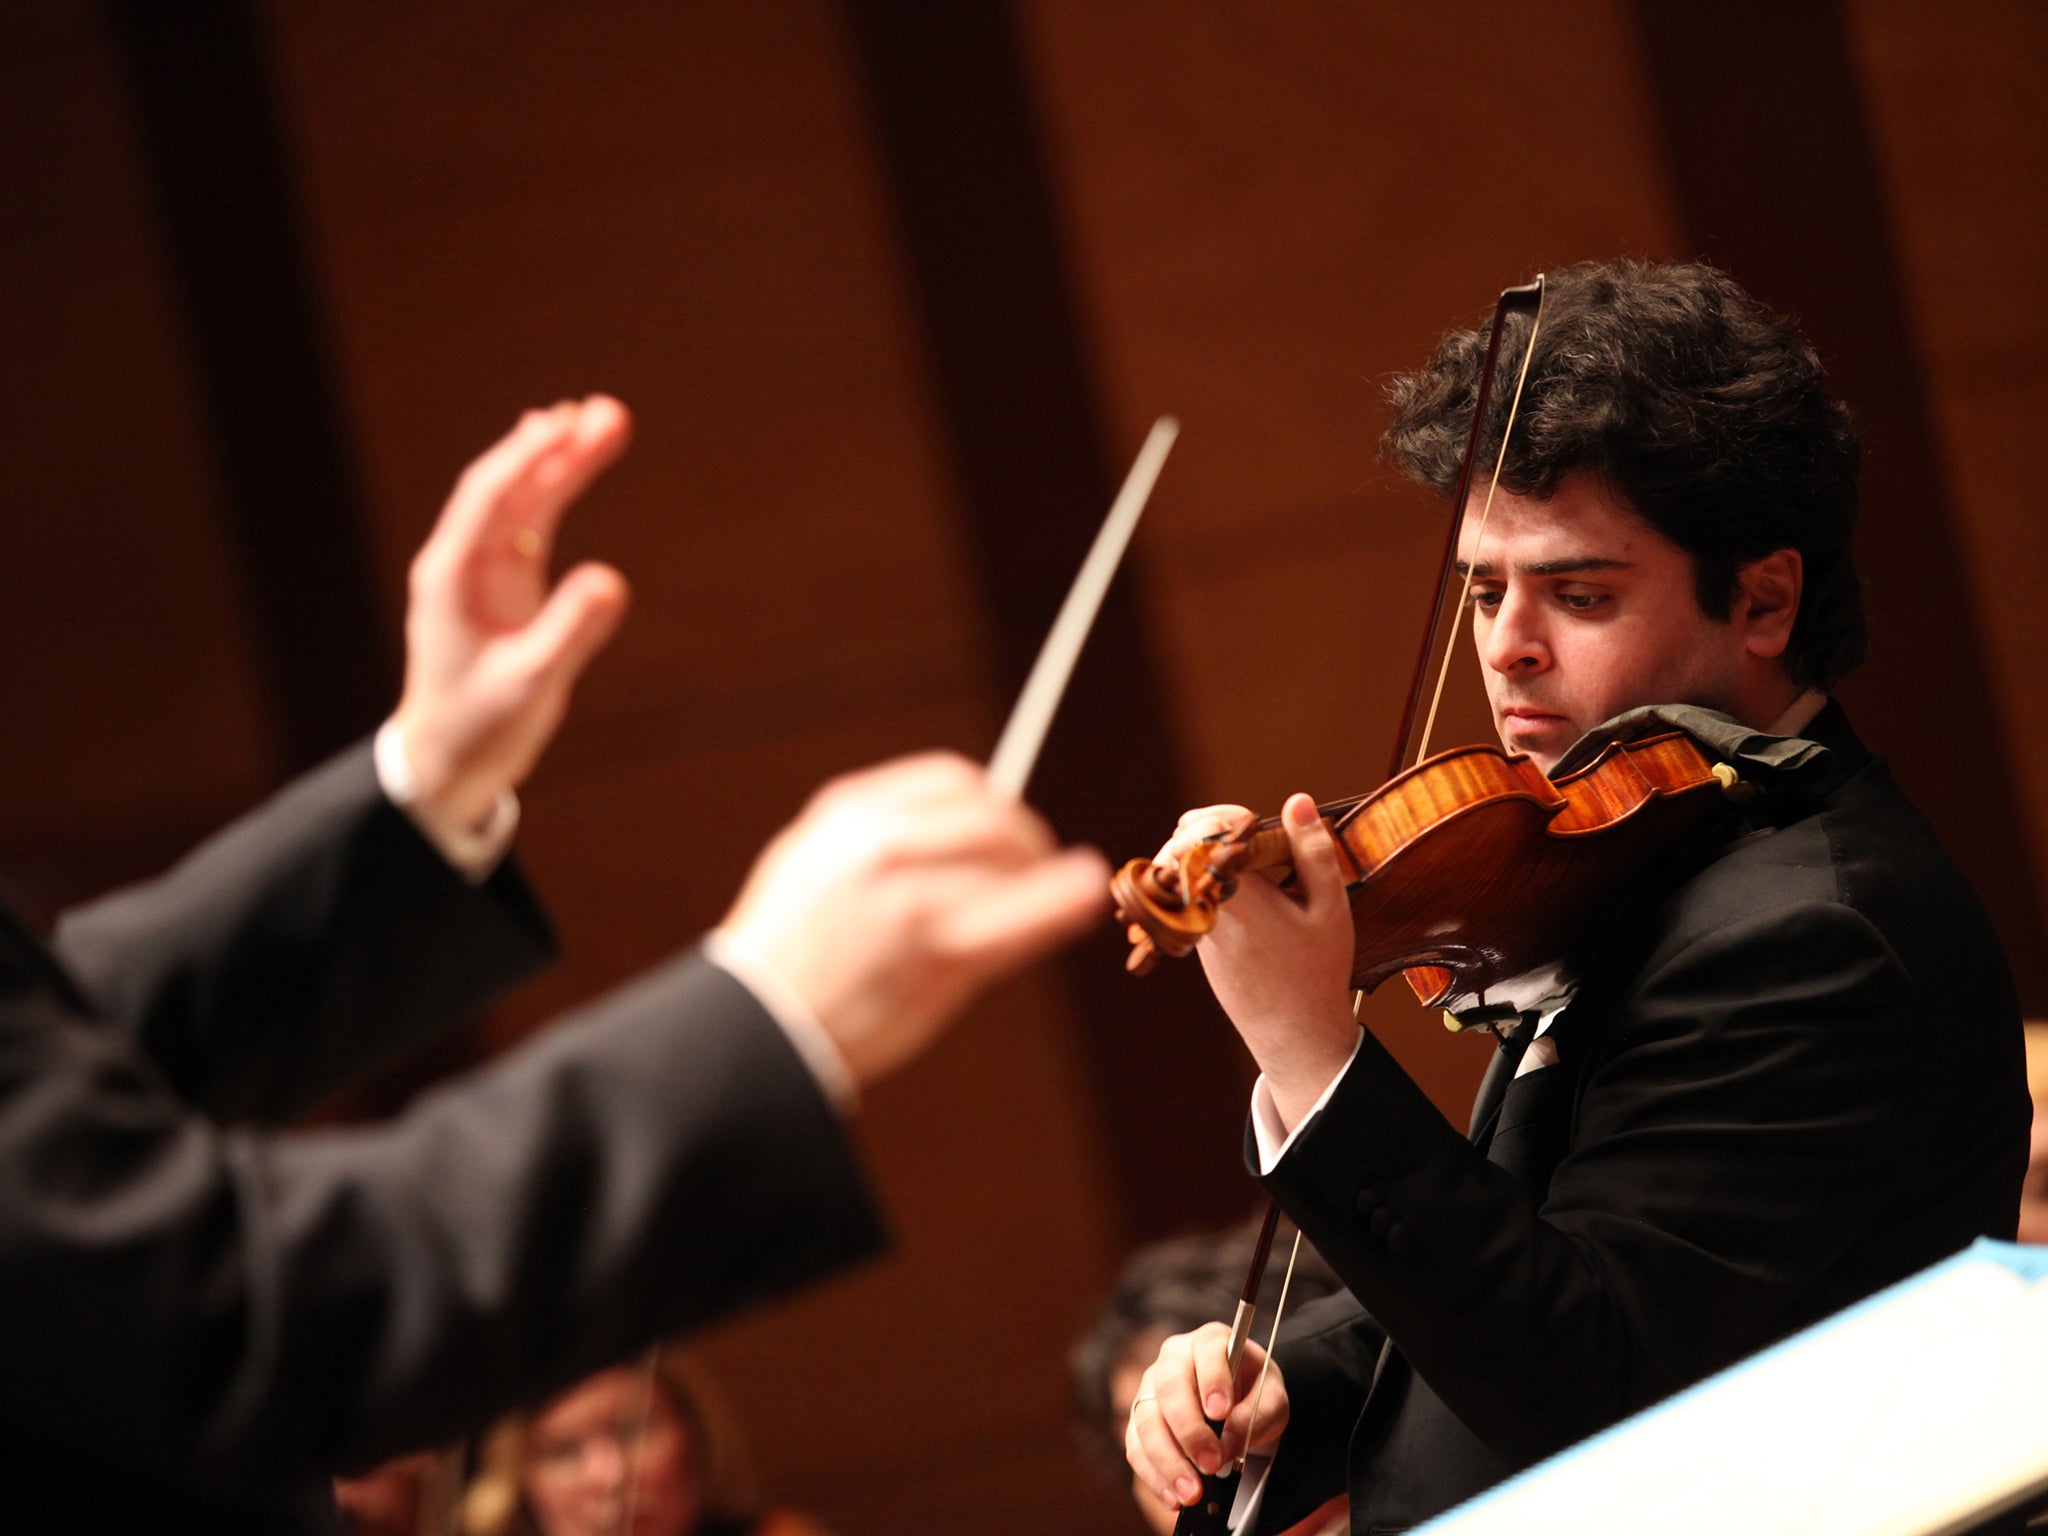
[3,2,2043,1532]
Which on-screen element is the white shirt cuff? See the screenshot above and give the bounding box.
[1228,1450,1275,1533]
[373,721,520,883]
[1250,1030,1364,1176]
[702,928,859,1116]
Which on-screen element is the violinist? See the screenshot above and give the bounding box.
[1123,259,2028,1533]
[0,397,1107,1531]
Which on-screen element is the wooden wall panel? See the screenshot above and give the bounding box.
[1633,0,2048,1005]
[259,2,1127,1528]
[107,0,395,771]
[0,4,274,908]
[1848,0,2048,932]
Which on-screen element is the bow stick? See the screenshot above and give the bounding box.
[1167,279,1547,1536]
[987,416,1180,798]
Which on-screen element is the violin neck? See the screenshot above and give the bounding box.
[1240,824,1299,878]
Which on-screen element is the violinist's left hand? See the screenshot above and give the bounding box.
[1179,792,1360,1132]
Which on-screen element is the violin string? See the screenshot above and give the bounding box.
[1414,289,1548,768]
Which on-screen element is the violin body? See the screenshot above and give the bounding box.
[1113,730,1738,1009]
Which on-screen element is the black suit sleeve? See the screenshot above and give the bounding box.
[0,949,885,1488]
[51,743,555,1122]
[1259,898,1912,1466]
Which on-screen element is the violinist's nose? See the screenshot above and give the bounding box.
[1479,589,1550,676]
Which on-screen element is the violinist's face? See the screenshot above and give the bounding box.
[1456,474,1803,773]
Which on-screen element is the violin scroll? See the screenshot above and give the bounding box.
[1110,810,1267,974]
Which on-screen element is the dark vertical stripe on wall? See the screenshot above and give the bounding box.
[1633,0,2047,1006]
[841,0,1252,1241]
[106,0,388,773]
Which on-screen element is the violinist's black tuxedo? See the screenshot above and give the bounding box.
[1251,704,2028,1534]
[0,745,883,1532]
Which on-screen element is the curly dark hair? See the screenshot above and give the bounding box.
[1383,258,1866,690]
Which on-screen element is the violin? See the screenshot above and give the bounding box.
[1113,727,1740,1011]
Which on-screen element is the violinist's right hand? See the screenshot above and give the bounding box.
[1125,1322,1291,1516]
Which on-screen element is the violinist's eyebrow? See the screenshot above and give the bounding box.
[1454,556,1637,578]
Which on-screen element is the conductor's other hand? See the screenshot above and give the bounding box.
[392,397,634,831]
[1125,1322,1291,1519]
[717,754,1109,1087]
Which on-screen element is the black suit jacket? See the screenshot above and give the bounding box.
[1251,705,2027,1534]
[0,745,885,1531]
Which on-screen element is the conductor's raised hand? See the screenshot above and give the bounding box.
[391,397,634,831]
[717,753,1109,1087]
[1125,1322,1291,1518]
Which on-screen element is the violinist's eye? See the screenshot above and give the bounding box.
[1467,589,1504,614]
[1557,590,1610,613]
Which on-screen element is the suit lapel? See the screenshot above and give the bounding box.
[1467,1039,1520,1147]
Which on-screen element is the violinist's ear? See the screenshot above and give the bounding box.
[1736,548,1802,662]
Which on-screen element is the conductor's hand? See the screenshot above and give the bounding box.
[1156,794,1358,1131]
[717,753,1108,1087]
[391,397,634,831]
[1126,1323,1291,1518]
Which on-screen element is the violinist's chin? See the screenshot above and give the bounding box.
[1497,706,1575,766]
